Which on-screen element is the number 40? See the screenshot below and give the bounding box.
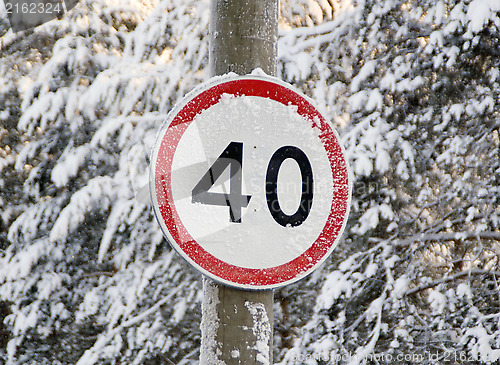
[191,142,313,227]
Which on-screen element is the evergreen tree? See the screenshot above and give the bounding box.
[1,0,210,363]
[277,0,500,363]
[1,0,499,364]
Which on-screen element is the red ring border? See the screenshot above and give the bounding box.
[152,76,350,289]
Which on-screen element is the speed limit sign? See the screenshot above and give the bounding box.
[150,75,351,289]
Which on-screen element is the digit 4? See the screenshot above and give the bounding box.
[191,142,252,223]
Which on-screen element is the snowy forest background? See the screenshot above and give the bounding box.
[1,0,499,363]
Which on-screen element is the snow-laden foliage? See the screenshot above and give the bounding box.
[1,0,499,364]
[1,0,209,363]
[276,0,500,364]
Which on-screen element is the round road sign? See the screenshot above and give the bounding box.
[150,74,351,289]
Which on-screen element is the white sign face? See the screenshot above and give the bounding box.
[151,75,351,289]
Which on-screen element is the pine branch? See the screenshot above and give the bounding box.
[405,269,500,296]
[397,231,500,248]
[76,284,184,365]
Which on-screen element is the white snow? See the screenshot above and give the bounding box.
[245,301,272,365]
[99,200,134,263]
[51,145,91,187]
[77,290,101,322]
[364,263,378,278]
[456,283,473,299]
[316,271,353,310]
[466,0,500,35]
[428,290,447,314]
[354,204,394,235]
[391,276,409,299]
[351,61,377,92]
[49,176,114,242]
[171,297,188,324]
[200,279,225,365]
[464,324,500,362]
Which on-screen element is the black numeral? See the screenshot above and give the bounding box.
[192,143,313,226]
[266,146,313,227]
[192,142,251,223]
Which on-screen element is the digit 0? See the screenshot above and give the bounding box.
[265,146,313,227]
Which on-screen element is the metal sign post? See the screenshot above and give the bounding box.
[204,0,277,363]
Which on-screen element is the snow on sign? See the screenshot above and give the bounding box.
[150,74,351,289]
